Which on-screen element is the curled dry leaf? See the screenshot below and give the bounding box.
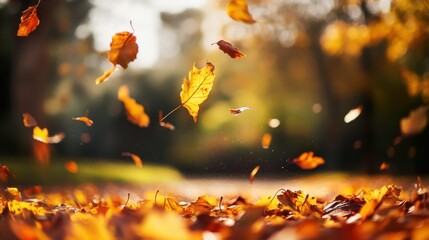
[249,165,260,184]
[400,106,428,136]
[159,111,175,130]
[122,152,143,168]
[230,106,252,116]
[380,162,390,170]
[226,0,256,24]
[22,113,37,127]
[261,133,272,149]
[293,151,325,170]
[180,62,216,122]
[65,161,79,173]
[96,31,138,84]
[72,116,94,127]
[213,40,246,59]
[32,126,65,144]
[17,2,40,36]
[117,85,150,127]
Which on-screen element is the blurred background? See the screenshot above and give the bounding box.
[0,0,428,178]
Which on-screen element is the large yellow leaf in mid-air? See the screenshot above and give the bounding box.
[226,0,256,24]
[180,62,216,122]
[96,31,138,84]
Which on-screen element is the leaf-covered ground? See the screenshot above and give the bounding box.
[1,174,428,240]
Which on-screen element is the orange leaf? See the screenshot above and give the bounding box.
[159,111,175,131]
[359,199,378,220]
[344,105,362,123]
[230,106,252,116]
[122,152,143,168]
[17,4,40,36]
[33,126,65,144]
[22,113,37,127]
[0,165,14,182]
[33,140,50,165]
[380,162,390,170]
[95,66,116,85]
[96,31,138,84]
[293,152,325,170]
[180,62,216,122]
[117,85,150,127]
[226,0,256,24]
[65,161,79,173]
[261,133,272,149]
[72,116,94,127]
[249,165,260,184]
[400,106,428,136]
[213,40,246,59]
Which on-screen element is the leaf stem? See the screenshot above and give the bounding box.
[36,0,41,7]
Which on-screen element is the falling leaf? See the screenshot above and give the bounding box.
[230,106,252,116]
[400,106,428,136]
[122,152,143,168]
[213,40,246,58]
[293,152,325,170]
[33,140,50,165]
[72,116,94,127]
[159,111,175,130]
[180,62,216,122]
[380,162,390,170]
[226,0,256,24]
[249,165,260,184]
[65,161,79,173]
[261,133,272,149]
[117,85,150,127]
[96,31,138,84]
[22,113,37,127]
[0,165,13,182]
[33,126,65,144]
[344,105,362,123]
[17,1,40,37]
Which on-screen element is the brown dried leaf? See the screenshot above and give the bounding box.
[22,113,37,127]
[17,5,40,36]
[293,152,325,170]
[213,40,246,59]
[122,152,143,168]
[72,116,94,127]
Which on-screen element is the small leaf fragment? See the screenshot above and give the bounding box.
[17,5,40,36]
[230,106,252,116]
[72,116,94,127]
[122,152,143,168]
[226,0,256,24]
[380,162,390,170]
[293,151,325,170]
[159,111,175,130]
[22,113,37,127]
[213,40,246,59]
[65,161,79,173]
[0,165,14,182]
[344,105,362,123]
[33,126,65,144]
[249,165,260,184]
[96,66,116,85]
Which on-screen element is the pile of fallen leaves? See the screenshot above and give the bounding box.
[0,178,428,239]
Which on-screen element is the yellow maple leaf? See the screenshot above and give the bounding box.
[226,0,256,24]
[180,62,216,122]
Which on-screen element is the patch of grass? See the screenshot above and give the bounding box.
[1,157,182,185]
